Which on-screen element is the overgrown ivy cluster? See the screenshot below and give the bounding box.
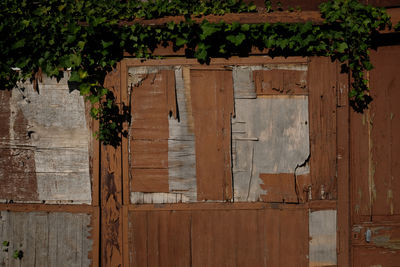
[0,0,393,145]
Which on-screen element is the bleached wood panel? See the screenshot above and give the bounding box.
[0,73,91,204]
[232,97,310,201]
[0,211,93,267]
[309,210,337,267]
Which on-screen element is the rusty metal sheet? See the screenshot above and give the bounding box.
[190,70,234,201]
[254,69,308,95]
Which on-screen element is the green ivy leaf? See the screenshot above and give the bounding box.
[226,33,246,46]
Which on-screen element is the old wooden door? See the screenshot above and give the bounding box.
[350,45,400,266]
[101,56,342,266]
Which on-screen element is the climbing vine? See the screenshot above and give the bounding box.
[0,0,393,145]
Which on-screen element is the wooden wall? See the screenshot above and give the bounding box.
[0,73,96,266]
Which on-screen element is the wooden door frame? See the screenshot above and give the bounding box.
[99,56,352,267]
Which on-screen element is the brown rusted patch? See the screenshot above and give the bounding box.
[259,173,311,203]
[0,90,38,201]
[254,69,308,95]
[130,71,175,193]
[190,70,234,201]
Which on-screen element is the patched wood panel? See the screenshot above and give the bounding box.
[130,71,174,193]
[167,67,197,202]
[259,173,310,203]
[0,211,93,267]
[0,74,91,204]
[128,206,308,267]
[232,97,310,202]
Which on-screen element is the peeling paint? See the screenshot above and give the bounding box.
[4,74,92,204]
[387,189,394,215]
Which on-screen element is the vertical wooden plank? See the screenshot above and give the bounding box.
[130,71,172,193]
[128,211,148,267]
[191,210,236,267]
[190,70,234,201]
[279,209,309,266]
[121,60,130,207]
[90,207,100,267]
[337,62,351,266]
[165,211,191,267]
[101,63,123,267]
[308,57,337,200]
[370,46,400,217]
[235,209,265,267]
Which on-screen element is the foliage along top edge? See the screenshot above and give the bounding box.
[0,0,395,145]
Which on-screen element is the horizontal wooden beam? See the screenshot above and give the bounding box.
[121,11,324,26]
[120,8,400,27]
[0,203,96,213]
[127,200,337,211]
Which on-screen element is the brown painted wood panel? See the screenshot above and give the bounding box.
[369,46,400,217]
[190,70,234,201]
[254,69,308,95]
[353,247,400,267]
[130,70,175,193]
[128,206,309,267]
[308,57,337,200]
[351,46,400,221]
[259,173,311,203]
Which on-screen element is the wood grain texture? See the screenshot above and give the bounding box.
[130,71,173,193]
[0,89,38,202]
[369,46,400,217]
[259,173,310,203]
[168,67,197,202]
[190,70,234,201]
[0,73,92,204]
[232,97,310,202]
[0,211,93,267]
[128,206,309,267]
[308,57,337,200]
[101,65,123,267]
[309,210,337,267]
[336,62,351,267]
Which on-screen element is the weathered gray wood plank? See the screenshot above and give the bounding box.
[0,211,92,267]
[309,210,337,266]
[232,97,310,201]
[0,73,91,204]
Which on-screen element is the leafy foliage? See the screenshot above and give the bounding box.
[0,0,392,145]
